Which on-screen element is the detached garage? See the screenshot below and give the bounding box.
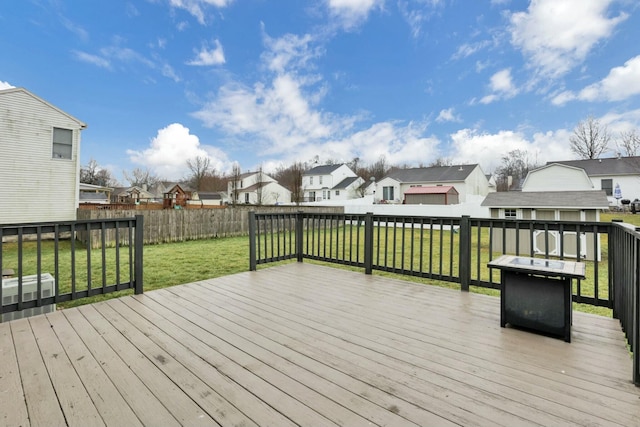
[403,186,459,205]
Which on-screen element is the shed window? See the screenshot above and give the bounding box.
[52,127,73,159]
[601,179,613,196]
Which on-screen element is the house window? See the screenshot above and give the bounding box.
[601,179,613,196]
[504,209,517,219]
[52,127,73,159]
[335,190,340,196]
[244,193,250,203]
[319,176,323,185]
[383,186,394,201]
[310,176,314,185]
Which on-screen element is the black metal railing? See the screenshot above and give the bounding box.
[249,211,639,386]
[1,216,144,321]
[609,221,640,385]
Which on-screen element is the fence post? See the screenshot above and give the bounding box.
[364,212,374,275]
[249,211,257,271]
[134,215,144,295]
[459,215,471,292]
[296,211,304,263]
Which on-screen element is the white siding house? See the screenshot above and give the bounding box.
[550,157,640,207]
[0,88,86,224]
[303,164,362,202]
[376,164,492,204]
[228,171,291,205]
[482,163,609,261]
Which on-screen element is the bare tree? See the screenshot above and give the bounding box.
[617,129,640,157]
[80,158,117,186]
[569,116,611,159]
[228,162,242,205]
[495,149,538,191]
[186,156,211,190]
[369,155,391,181]
[123,167,159,188]
[272,161,304,204]
[429,157,453,167]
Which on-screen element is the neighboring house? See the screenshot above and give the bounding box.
[0,87,86,223]
[303,164,364,202]
[79,183,112,205]
[403,186,459,205]
[549,157,640,206]
[228,171,291,205]
[481,163,609,260]
[376,164,492,204]
[111,186,156,204]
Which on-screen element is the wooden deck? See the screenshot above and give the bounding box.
[1,263,639,427]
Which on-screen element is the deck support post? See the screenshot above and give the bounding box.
[296,211,304,263]
[249,211,257,271]
[134,215,144,295]
[459,215,471,292]
[364,212,374,275]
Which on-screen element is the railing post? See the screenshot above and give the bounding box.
[296,211,304,263]
[634,235,639,386]
[134,214,144,295]
[364,212,374,275]
[249,211,257,271]
[459,215,471,292]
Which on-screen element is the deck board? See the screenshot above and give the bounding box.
[1,262,639,427]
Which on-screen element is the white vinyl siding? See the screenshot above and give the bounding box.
[0,89,84,223]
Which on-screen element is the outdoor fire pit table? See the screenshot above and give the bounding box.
[488,255,586,342]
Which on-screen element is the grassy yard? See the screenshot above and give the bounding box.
[2,211,639,313]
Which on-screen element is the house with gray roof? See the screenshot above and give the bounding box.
[375,164,491,204]
[549,156,640,206]
[482,163,609,260]
[302,164,364,202]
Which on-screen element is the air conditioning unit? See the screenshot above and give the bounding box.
[1,273,56,322]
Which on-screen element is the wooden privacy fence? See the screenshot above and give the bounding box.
[78,206,343,246]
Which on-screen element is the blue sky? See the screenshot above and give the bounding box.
[2,0,640,182]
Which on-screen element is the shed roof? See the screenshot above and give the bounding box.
[404,185,458,195]
[548,157,640,176]
[385,164,478,183]
[481,191,609,209]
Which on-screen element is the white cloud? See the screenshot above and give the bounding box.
[480,68,517,104]
[0,80,15,90]
[127,123,230,179]
[552,55,640,105]
[436,108,461,123]
[168,0,234,25]
[261,31,321,74]
[187,39,225,66]
[398,0,446,38]
[72,50,111,69]
[448,128,574,173]
[326,0,383,30]
[452,40,492,60]
[509,0,627,79]
[578,55,640,102]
